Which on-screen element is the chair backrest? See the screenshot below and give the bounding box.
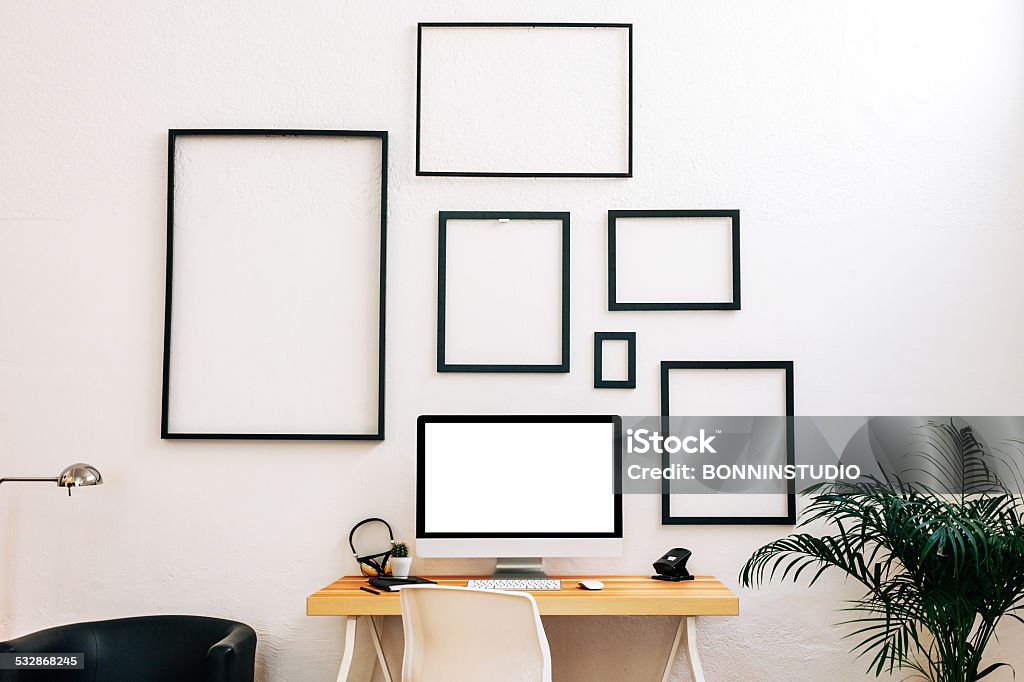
[400,586,551,682]
[0,615,255,682]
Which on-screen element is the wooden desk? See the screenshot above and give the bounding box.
[308,576,738,682]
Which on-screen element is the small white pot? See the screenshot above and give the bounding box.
[391,557,412,578]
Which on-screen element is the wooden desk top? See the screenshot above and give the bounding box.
[307,576,739,617]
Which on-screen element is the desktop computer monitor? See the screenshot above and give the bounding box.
[416,415,622,578]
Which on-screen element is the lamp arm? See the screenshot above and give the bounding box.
[0,477,60,485]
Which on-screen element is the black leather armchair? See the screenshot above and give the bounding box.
[0,615,256,682]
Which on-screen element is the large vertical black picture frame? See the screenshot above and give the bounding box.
[161,129,388,440]
[416,22,633,178]
[608,209,741,310]
[660,360,795,525]
[437,211,570,373]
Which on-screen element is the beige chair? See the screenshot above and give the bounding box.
[399,585,552,682]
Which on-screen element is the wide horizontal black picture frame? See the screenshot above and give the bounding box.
[416,22,633,178]
[162,129,388,440]
[660,360,795,525]
[594,331,636,389]
[437,211,570,373]
[417,415,623,538]
[608,209,741,310]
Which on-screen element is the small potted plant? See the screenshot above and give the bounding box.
[391,541,412,578]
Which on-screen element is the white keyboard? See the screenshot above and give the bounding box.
[466,579,562,591]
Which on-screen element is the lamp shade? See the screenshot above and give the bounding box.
[57,463,102,488]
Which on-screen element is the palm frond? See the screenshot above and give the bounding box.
[739,422,1024,682]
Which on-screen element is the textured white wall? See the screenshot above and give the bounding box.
[2,1,1024,680]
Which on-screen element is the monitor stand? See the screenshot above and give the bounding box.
[492,557,550,580]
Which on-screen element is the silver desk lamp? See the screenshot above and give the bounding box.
[0,463,103,496]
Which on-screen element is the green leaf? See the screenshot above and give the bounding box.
[975,662,1012,680]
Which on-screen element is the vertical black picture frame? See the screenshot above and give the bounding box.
[608,210,741,310]
[162,129,388,440]
[416,22,633,178]
[593,332,637,389]
[660,360,795,525]
[437,211,570,373]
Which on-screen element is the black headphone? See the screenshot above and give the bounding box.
[349,517,395,577]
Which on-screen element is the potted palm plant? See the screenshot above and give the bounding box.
[740,421,1024,681]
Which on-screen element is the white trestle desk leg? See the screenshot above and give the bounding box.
[368,615,393,682]
[662,616,705,682]
[336,616,358,682]
[684,616,706,682]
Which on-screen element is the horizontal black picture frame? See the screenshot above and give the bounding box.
[660,360,795,525]
[416,22,633,177]
[437,211,570,373]
[608,209,741,310]
[162,129,387,440]
[593,332,637,389]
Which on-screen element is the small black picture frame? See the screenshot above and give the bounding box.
[608,210,741,311]
[593,332,636,389]
[416,22,633,178]
[437,211,570,373]
[660,360,795,525]
[162,129,388,440]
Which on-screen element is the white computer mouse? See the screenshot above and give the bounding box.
[578,580,604,591]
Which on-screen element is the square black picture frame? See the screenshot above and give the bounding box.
[660,360,795,525]
[162,129,388,440]
[608,209,741,310]
[593,332,636,389]
[416,22,633,178]
[437,211,570,373]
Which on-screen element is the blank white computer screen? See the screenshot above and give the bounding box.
[421,420,618,535]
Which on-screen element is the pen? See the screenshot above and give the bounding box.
[360,586,381,595]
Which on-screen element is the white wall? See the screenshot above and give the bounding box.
[2,1,1024,680]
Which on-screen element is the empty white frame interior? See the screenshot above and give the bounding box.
[601,339,630,381]
[616,216,734,304]
[167,134,383,436]
[666,368,790,520]
[443,218,563,367]
[418,25,630,174]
